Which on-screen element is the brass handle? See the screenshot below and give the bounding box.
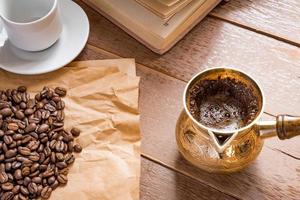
[276,115,300,140]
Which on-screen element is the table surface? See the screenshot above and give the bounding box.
[75,0,300,199]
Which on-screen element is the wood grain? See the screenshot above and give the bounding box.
[141,157,237,200]
[211,0,300,46]
[77,0,300,117]
[77,45,300,200]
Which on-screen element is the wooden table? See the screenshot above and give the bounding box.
[75,1,300,199]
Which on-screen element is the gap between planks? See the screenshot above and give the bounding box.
[208,14,300,49]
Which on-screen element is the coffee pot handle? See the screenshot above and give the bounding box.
[259,115,300,140]
[276,115,300,140]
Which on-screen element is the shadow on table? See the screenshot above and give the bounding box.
[174,153,262,199]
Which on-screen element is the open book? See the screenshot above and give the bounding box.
[83,0,221,54]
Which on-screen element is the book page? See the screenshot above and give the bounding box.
[135,0,193,19]
[157,0,181,7]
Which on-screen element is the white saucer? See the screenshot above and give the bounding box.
[0,0,89,75]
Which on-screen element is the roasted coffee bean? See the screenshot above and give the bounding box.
[57,173,68,184]
[27,141,39,151]
[22,159,33,167]
[29,132,39,140]
[65,154,75,165]
[0,171,8,183]
[7,123,18,131]
[32,177,42,184]
[73,144,82,153]
[0,155,5,162]
[1,191,14,200]
[5,163,12,171]
[18,147,31,156]
[50,152,56,163]
[70,127,81,137]
[41,186,52,199]
[5,130,14,136]
[5,149,17,158]
[56,162,67,169]
[49,140,57,149]
[55,153,64,162]
[11,162,21,170]
[7,173,14,182]
[54,87,67,97]
[67,141,74,152]
[2,182,14,191]
[0,129,4,137]
[20,186,29,196]
[2,143,8,152]
[24,123,36,133]
[48,176,56,185]
[44,104,56,112]
[9,141,17,149]
[19,102,27,110]
[37,124,49,133]
[39,165,47,172]
[11,185,20,194]
[55,141,64,152]
[24,108,34,116]
[28,182,38,194]
[27,99,35,109]
[56,101,65,110]
[41,110,50,120]
[21,136,32,145]
[12,94,21,104]
[23,177,31,187]
[56,110,64,121]
[36,102,43,109]
[14,169,22,180]
[42,169,54,178]
[15,111,25,120]
[0,108,12,117]
[62,131,74,142]
[43,147,51,157]
[4,135,13,145]
[12,134,22,141]
[21,167,30,176]
[30,163,39,173]
[17,86,27,93]
[28,154,40,162]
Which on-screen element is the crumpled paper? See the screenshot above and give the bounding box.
[0,59,141,200]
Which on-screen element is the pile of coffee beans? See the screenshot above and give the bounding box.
[0,86,82,200]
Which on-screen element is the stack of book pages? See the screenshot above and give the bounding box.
[83,0,222,54]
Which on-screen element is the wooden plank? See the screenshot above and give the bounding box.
[141,157,237,200]
[77,45,300,200]
[211,0,300,46]
[77,0,300,117]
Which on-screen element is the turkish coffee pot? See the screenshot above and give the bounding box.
[176,68,300,173]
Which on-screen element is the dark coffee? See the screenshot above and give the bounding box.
[0,86,82,200]
[188,77,259,131]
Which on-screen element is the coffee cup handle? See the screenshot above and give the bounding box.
[207,130,239,153]
[0,18,7,47]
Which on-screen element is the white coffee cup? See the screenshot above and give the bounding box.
[0,0,62,51]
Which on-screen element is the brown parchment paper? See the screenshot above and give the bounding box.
[0,59,141,200]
